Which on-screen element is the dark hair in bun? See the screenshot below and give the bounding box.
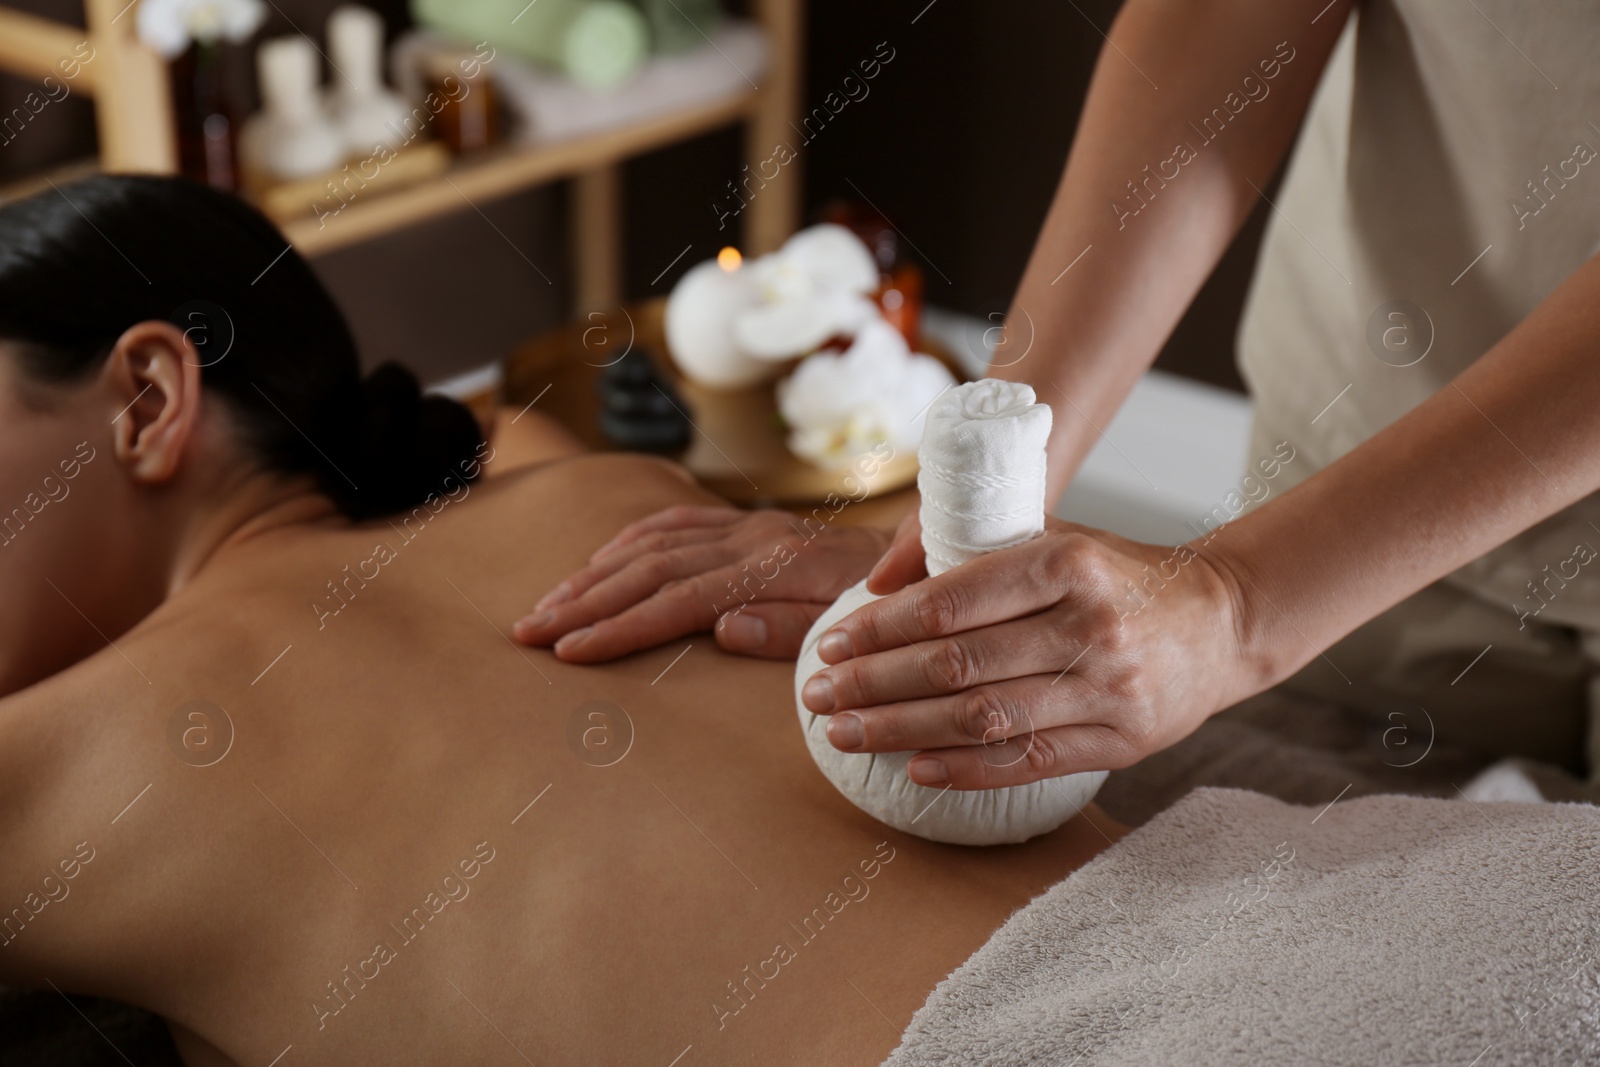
[347,363,484,516]
[0,174,484,519]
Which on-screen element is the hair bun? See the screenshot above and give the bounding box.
[335,362,485,519]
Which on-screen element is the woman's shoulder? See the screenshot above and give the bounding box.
[447,451,715,531]
[500,449,701,491]
[0,647,167,976]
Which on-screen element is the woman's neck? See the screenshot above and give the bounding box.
[165,477,341,599]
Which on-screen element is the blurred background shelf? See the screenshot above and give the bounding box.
[0,0,1265,397]
[273,85,766,312]
[0,0,803,316]
[0,0,177,173]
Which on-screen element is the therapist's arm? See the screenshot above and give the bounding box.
[993,0,1352,500]
[871,0,1354,588]
[808,251,1600,788]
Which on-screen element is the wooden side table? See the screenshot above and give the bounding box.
[501,298,921,530]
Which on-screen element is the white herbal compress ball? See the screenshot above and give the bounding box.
[241,37,347,180]
[794,380,1107,845]
[325,6,410,154]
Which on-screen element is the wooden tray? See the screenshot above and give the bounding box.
[501,298,964,506]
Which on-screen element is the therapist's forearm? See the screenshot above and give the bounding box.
[992,0,1353,500]
[1215,253,1600,691]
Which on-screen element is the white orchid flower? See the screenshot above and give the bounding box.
[138,0,267,58]
[732,223,883,361]
[778,317,957,469]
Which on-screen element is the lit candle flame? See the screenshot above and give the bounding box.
[717,247,742,272]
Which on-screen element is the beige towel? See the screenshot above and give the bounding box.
[886,787,1600,1066]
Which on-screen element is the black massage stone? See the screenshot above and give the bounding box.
[597,348,693,453]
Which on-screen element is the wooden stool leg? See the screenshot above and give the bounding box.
[573,163,622,313]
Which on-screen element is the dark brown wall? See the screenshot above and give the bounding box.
[788,0,1264,391]
[1,0,1267,390]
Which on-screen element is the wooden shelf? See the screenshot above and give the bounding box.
[0,0,803,313]
[0,7,97,88]
[279,89,758,257]
[0,157,100,205]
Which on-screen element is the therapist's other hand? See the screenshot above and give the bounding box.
[514,505,891,662]
[801,519,1250,789]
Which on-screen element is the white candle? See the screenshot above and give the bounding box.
[664,248,773,390]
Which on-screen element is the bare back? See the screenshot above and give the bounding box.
[0,453,1116,1066]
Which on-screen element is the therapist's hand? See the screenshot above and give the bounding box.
[863,510,928,595]
[514,505,892,661]
[802,519,1252,788]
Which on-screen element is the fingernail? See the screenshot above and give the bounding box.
[818,630,855,663]
[536,583,572,610]
[827,713,864,750]
[718,612,767,649]
[554,626,592,654]
[909,757,948,786]
[516,610,555,635]
[801,674,835,713]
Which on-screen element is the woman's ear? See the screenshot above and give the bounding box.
[104,320,206,484]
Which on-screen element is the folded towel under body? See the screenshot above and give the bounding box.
[886,787,1600,1065]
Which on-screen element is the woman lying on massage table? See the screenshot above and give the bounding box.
[0,177,1121,1066]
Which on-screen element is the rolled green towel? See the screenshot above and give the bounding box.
[635,0,722,55]
[411,0,649,89]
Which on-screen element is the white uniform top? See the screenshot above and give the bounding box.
[1238,1,1600,630]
